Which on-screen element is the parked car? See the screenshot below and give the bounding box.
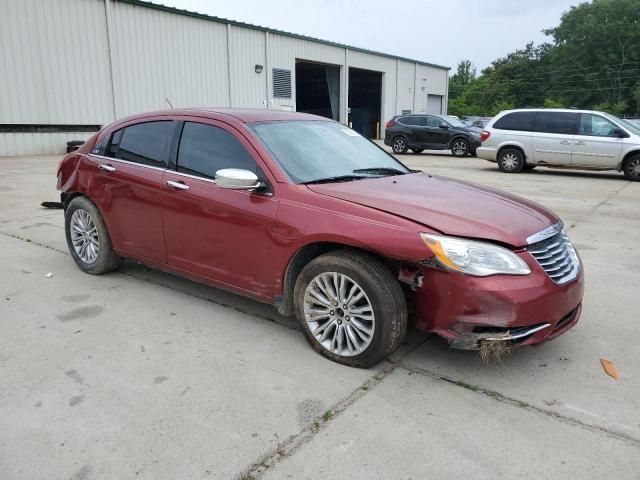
[470,117,492,129]
[477,109,640,180]
[57,109,583,367]
[384,114,482,157]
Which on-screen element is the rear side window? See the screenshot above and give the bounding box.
[116,121,175,167]
[533,112,578,135]
[177,122,257,179]
[493,112,535,131]
[577,114,619,137]
[399,116,426,126]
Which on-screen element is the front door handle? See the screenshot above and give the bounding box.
[98,164,116,172]
[167,180,190,191]
[574,141,585,146]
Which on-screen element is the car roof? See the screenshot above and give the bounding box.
[499,108,608,115]
[117,108,330,124]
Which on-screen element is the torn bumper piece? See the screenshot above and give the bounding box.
[449,323,551,350]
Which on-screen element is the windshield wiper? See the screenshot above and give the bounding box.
[302,175,369,185]
[352,167,407,176]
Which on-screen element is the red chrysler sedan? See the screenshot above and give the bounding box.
[57,109,583,367]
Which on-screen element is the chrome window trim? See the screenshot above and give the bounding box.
[526,221,564,245]
[168,169,217,185]
[88,154,167,173]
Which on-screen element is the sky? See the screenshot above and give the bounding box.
[157,0,582,72]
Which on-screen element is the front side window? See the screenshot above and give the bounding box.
[493,112,535,131]
[177,122,257,179]
[533,112,578,135]
[577,114,619,137]
[117,121,175,167]
[426,116,444,128]
[250,121,410,184]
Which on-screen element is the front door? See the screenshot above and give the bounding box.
[161,120,279,299]
[571,113,624,168]
[531,111,578,165]
[424,115,451,148]
[88,120,176,262]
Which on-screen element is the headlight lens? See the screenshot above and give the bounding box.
[420,233,531,276]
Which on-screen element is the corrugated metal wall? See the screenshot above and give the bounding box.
[0,0,449,156]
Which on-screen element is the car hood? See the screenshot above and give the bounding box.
[306,172,558,247]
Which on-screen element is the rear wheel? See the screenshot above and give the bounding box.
[498,148,525,173]
[392,136,409,154]
[65,196,123,274]
[294,251,407,368]
[451,139,469,157]
[623,154,640,181]
[411,148,424,154]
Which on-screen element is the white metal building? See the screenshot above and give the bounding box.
[0,0,450,156]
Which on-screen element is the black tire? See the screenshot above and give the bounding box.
[391,136,409,154]
[498,148,525,173]
[293,250,407,368]
[469,149,477,157]
[451,138,469,157]
[65,196,123,274]
[623,154,640,181]
[411,148,424,154]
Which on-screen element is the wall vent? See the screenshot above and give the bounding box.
[272,68,292,98]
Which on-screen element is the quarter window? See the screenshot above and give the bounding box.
[106,129,123,158]
[577,114,619,137]
[399,116,426,126]
[177,122,258,180]
[116,121,175,167]
[532,112,578,135]
[493,112,535,131]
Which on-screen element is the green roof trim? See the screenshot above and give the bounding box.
[116,0,450,71]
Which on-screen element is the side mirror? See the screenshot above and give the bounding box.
[613,127,629,138]
[215,168,264,190]
[439,124,449,129]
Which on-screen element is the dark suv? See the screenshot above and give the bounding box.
[384,114,482,157]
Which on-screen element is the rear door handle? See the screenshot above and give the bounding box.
[167,180,190,191]
[574,141,585,146]
[560,140,572,145]
[98,164,116,172]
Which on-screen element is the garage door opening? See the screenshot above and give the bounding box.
[295,61,341,120]
[348,67,382,139]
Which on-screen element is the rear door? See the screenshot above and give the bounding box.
[88,120,176,262]
[531,112,578,165]
[571,113,624,168]
[161,120,279,298]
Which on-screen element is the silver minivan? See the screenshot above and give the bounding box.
[476,109,640,181]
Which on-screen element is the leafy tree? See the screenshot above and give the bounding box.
[543,99,564,108]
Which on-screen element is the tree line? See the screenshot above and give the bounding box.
[448,0,640,117]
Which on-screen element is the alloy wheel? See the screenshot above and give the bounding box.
[452,140,467,156]
[392,138,406,153]
[303,272,375,357]
[70,209,100,264]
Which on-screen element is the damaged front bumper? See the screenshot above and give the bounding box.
[410,252,584,350]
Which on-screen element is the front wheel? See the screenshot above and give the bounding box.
[498,148,525,173]
[391,136,409,154]
[451,139,469,157]
[65,196,123,274]
[623,154,640,181]
[294,251,407,368]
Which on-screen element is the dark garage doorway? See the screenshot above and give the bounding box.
[348,67,382,139]
[295,61,341,121]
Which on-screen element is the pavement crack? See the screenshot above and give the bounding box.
[397,361,640,447]
[235,335,430,479]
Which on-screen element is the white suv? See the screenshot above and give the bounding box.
[476,109,640,181]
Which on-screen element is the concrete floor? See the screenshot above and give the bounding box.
[0,152,639,479]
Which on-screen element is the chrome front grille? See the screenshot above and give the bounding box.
[527,232,580,284]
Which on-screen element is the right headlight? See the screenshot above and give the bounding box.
[420,233,531,276]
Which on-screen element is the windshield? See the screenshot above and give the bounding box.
[250,121,411,184]
[445,117,467,128]
[606,114,640,135]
